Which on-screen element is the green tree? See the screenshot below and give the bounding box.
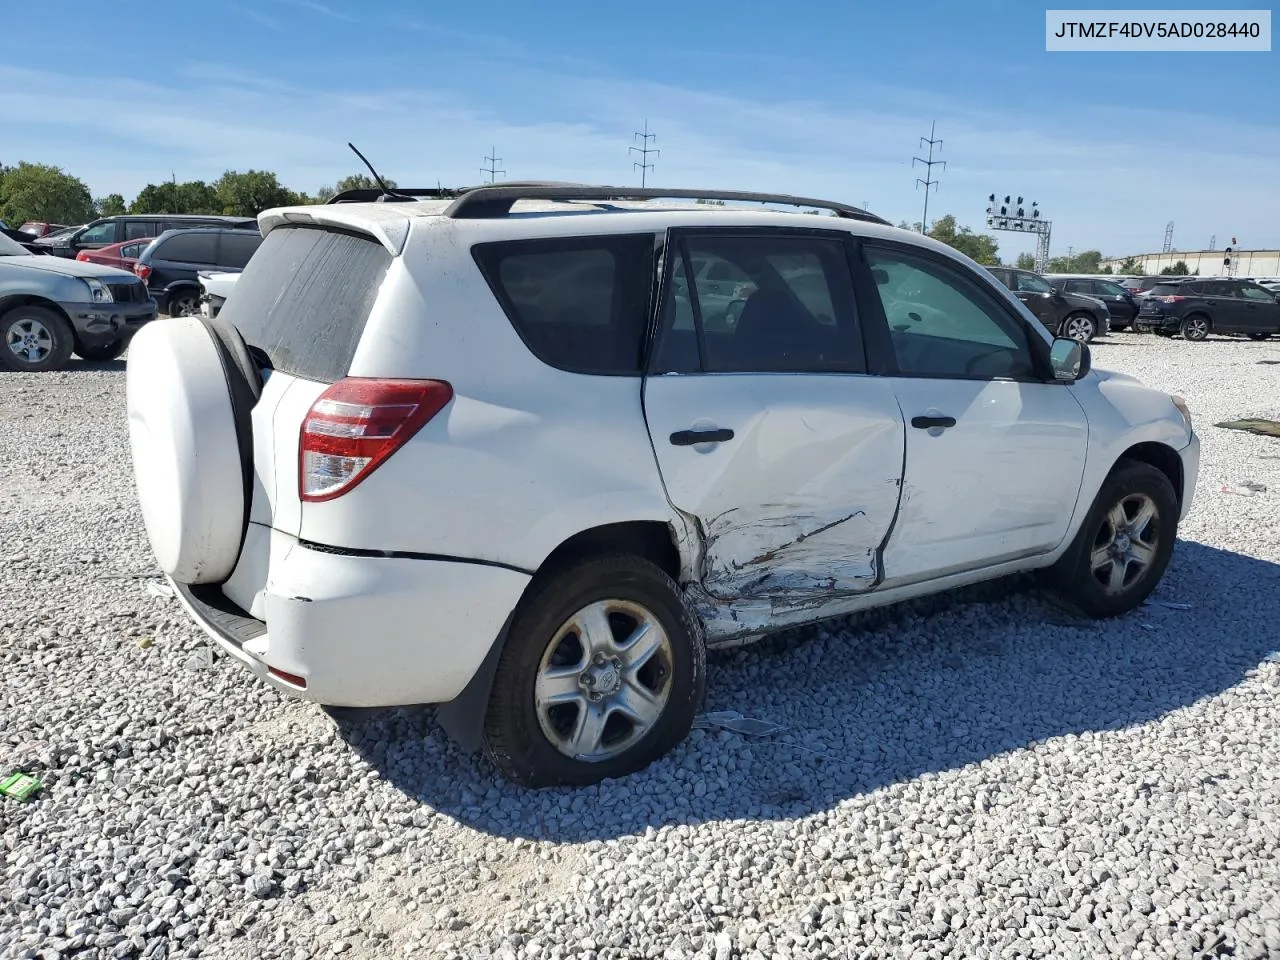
[129,180,220,215]
[214,170,302,217]
[1045,250,1104,274]
[926,214,1000,265]
[0,162,95,226]
[315,173,396,203]
[1117,256,1142,274]
[1159,260,1189,276]
[1099,265,1113,274]
[95,194,127,217]
[1015,252,1036,270]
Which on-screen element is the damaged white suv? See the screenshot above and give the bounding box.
[127,184,1199,787]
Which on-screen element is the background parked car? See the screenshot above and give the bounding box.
[1,226,51,255]
[134,227,262,316]
[0,229,156,370]
[76,238,153,271]
[988,266,1110,341]
[1119,276,1166,298]
[197,271,240,318]
[18,222,69,239]
[1052,275,1139,329]
[1137,278,1280,341]
[40,215,257,258]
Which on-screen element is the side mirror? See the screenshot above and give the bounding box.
[1048,285,1061,296]
[1049,337,1091,381]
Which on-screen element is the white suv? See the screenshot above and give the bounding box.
[126,184,1200,787]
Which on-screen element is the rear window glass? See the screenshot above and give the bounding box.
[218,231,262,269]
[1147,283,1184,296]
[221,226,392,383]
[158,232,218,264]
[472,234,655,375]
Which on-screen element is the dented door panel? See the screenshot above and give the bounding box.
[643,373,906,604]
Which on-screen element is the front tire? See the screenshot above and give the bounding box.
[0,305,75,372]
[75,338,128,362]
[1061,313,1097,342]
[1180,314,1210,341]
[483,554,706,787]
[1049,461,1178,618]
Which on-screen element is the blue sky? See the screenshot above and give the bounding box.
[3,0,1277,259]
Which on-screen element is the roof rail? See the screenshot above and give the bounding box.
[326,187,461,204]
[439,184,890,225]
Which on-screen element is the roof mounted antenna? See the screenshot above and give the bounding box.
[347,142,409,202]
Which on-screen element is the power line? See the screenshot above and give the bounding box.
[481,147,505,185]
[912,121,945,234]
[630,120,659,188]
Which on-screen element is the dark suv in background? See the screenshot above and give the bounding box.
[1137,278,1280,341]
[39,215,257,259]
[987,267,1110,341]
[1051,276,1139,329]
[134,227,262,316]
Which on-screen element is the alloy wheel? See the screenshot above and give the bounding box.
[1089,493,1160,596]
[534,599,674,762]
[1064,315,1095,342]
[5,317,53,363]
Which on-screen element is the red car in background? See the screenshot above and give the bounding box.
[76,237,153,270]
[18,222,70,238]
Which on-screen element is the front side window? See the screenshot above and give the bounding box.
[219,232,263,269]
[1240,284,1276,302]
[656,233,864,374]
[473,234,655,375]
[1063,280,1090,294]
[78,222,117,245]
[1015,272,1052,294]
[124,221,155,240]
[864,244,1039,380]
[1095,280,1127,296]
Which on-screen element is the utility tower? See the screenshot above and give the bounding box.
[630,120,659,188]
[1162,221,1174,253]
[481,147,505,185]
[912,121,945,234]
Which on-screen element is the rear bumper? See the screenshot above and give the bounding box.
[1136,312,1179,331]
[172,534,531,707]
[58,299,158,346]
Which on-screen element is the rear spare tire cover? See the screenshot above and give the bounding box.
[127,317,249,584]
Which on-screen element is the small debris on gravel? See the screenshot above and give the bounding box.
[3,336,1280,960]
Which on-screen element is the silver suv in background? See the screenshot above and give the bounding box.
[0,230,156,370]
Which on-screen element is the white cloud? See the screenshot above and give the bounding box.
[2,60,1275,257]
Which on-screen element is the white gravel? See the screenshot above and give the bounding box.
[3,334,1280,960]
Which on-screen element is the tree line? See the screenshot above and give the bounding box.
[0,161,390,227]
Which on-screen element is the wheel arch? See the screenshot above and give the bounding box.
[0,294,73,327]
[1115,441,1185,511]
[435,519,685,754]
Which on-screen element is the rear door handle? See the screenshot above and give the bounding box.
[911,415,956,430]
[670,428,734,446]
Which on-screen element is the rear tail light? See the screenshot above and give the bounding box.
[134,263,151,280]
[1160,296,1186,302]
[299,378,454,502]
[75,251,89,261]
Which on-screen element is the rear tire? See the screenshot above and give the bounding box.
[167,291,200,318]
[1048,460,1178,619]
[1061,313,1097,342]
[75,338,128,362]
[0,305,75,372]
[483,554,705,788]
[1180,313,1210,341]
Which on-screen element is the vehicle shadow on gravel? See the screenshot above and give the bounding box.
[337,540,1280,841]
[66,358,127,372]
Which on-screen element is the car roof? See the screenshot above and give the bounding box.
[258,189,964,264]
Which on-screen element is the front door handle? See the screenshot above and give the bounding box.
[911,415,956,430]
[670,428,734,446]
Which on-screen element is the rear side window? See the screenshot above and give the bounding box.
[158,232,217,264]
[1147,283,1184,296]
[218,232,262,269]
[221,226,392,383]
[472,234,655,375]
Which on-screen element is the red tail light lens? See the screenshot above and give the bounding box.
[1160,296,1185,302]
[299,378,454,502]
[75,251,89,261]
[134,263,151,280]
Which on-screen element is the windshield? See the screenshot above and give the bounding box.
[0,233,32,257]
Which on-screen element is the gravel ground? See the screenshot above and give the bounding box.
[3,333,1280,960]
